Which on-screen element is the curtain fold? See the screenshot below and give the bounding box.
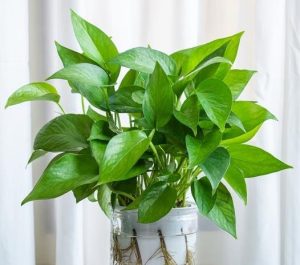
[0,1,299,265]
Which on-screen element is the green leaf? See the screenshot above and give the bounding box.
[109,86,143,113]
[97,185,113,217]
[70,10,120,81]
[27,150,47,164]
[207,183,236,237]
[227,144,292,178]
[173,56,232,96]
[99,130,150,184]
[34,114,93,152]
[138,181,177,223]
[48,63,109,87]
[73,182,97,203]
[222,101,276,144]
[90,140,107,165]
[22,153,98,204]
[192,177,216,215]
[171,32,242,75]
[5,82,60,108]
[186,130,222,168]
[200,147,230,191]
[55,41,94,66]
[143,63,174,128]
[87,107,107,122]
[223,70,256,99]
[196,79,232,131]
[174,95,200,135]
[110,47,177,75]
[88,120,114,141]
[227,112,245,132]
[225,164,247,204]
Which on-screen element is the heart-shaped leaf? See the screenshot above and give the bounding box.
[71,10,120,81]
[192,177,216,215]
[34,114,93,152]
[200,147,230,191]
[110,47,177,75]
[5,82,60,108]
[138,181,177,223]
[22,153,98,204]
[207,183,236,237]
[227,144,292,178]
[186,130,222,168]
[174,95,200,135]
[196,79,232,131]
[99,130,150,184]
[143,63,174,129]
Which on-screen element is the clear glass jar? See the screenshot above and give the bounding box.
[111,204,199,265]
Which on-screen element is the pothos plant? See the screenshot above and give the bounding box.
[6,11,291,238]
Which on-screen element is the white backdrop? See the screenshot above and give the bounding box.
[0,0,299,265]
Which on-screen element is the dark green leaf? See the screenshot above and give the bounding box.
[174,95,200,135]
[88,120,114,141]
[223,70,256,99]
[97,185,113,217]
[192,177,216,215]
[22,153,98,204]
[6,82,60,108]
[99,130,150,184]
[27,150,47,164]
[71,10,120,81]
[225,164,247,204]
[138,181,177,223]
[143,63,174,128]
[110,47,176,75]
[34,114,93,152]
[227,144,292,178]
[73,182,97,203]
[208,183,236,237]
[186,130,222,168]
[87,107,107,122]
[200,147,230,191]
[196,79,232,131]
[109,86,143,113]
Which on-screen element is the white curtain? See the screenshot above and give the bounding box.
[0,0,299,265]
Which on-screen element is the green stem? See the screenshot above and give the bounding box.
[117,191,135,201]
[81,96,86,114]
[57,103,65,114]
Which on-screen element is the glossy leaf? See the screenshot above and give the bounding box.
[225,164,247,204]
[5,82,60,108]
[110,47,177,75]
[196,79,232,130]
[173,56,232,96]
[71,10,120,81]
[186,130,222,168]
[88,120,114,141]
[34,114,93,152]
[192,177,216,215]
[73,182,97,203]
[171,32,242,75]
[227,144,292,178]
[90,140,107,165]
[208,183,236,237]
[224,69,256,99]
[227,112,245,132]
[174,95,200,135]
[99,131,150,184]
[109,86,143,113]
[87,107,107,122]
[138,181,177,223]
[48,63,109,87]
[22,154,98,204]
[143,63,174,128]
[97,185,113,217]
[27,150,47,164]
[200,147,230,191]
